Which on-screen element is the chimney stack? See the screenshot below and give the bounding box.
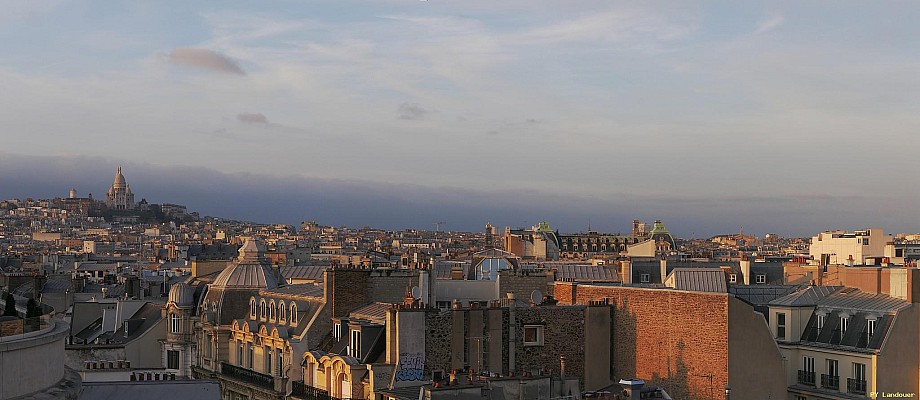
[740,257,751,285]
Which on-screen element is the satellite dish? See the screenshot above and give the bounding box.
[411,286,421,299]
[530,290,543,305]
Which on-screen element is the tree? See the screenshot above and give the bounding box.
[3,293,17,317]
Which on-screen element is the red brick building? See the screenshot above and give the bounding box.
[554,282,786,400]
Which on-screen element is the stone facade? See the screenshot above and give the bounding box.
[418,303,606,391]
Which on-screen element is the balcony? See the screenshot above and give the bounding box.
[797,370,815,386]
[220,362,275,391]
[289,380,358,400]
[847,378,867,395]
[820,374,839,390]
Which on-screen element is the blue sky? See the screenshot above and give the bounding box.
[1,1,918,236]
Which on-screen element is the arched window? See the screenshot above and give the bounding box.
[269,300,276,320]
[279,301,286,322]
[260,299,266,319]
[290,304,297,325]
[249,299,256,319]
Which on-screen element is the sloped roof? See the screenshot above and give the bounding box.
[817,288,910,313]
[730,285,801,306]
[281,265,326,282]
[349,302,391,325]
[769,285,843,307]
[553,264,620,282]
[666,268,727,293]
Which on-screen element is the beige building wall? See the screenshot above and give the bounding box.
[876,305,919,395]
[727,296,786,399]
[770,306,814,343]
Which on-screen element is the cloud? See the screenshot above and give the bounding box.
[167,48,246,75]
[755,13,784,34]
[397,102,429,120]
[237,113,268,124]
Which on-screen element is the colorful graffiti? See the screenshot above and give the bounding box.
[394,352,424,382]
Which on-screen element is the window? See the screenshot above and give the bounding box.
[827,359,838,378]
[249,299,256,319]
[729,274,737,283]
[290,304,297,324]
[795,396,807,400]
[867,319,876,341]
[853,362,866,381]
[170,314,181,334]
[756,274,767,284]
[350,330,361,358]
[238,344,244,366]
[269,300,276,321]
[247,345,254,369]
[279,301,286,322]
[167,350,179,370]
[640,274,650,283]
[276,350,283,376]
[840,316,849,334]
[334,323,342,341]
[817,314,826,331]
[523,325,544,346]
[259,300,266,319]
[776,313,786,339]
[264,348,271,373]
[803,356,815,373]
[436,301,451,310]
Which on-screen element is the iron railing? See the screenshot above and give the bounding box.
[820,374,839,390]
[847,378,867,395]
[797,370,815,386]
[220,362,274,390]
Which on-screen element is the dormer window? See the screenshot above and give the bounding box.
[334,322,342,341]
[840,316,849,335]
[349,329,361,358]
[867,319,877,341]
[290,304,297,325]
[269,300,276,321]
[279,301,286,322]
[260,299,267,319]
[817,314,826,334]
[249,299,256,319]
[756,274,766,284]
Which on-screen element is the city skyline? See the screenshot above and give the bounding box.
[0,154,913,238]
[2,1,918,236]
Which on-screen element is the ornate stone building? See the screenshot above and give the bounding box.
[105,166,135,210]
[162,281,199,378]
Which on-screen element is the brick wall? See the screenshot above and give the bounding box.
[555,283,729,400]
[499,271,555,299]
[368,270,419,304]
[326,269,370,317]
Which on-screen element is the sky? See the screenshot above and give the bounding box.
[1,1,918,237]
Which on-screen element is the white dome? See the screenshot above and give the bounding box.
[211,239,280,289]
